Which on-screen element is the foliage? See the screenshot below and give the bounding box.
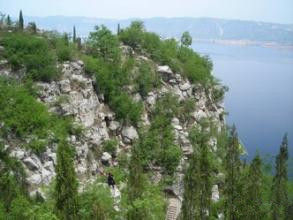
[181,31,192,47]
[54,140,79,219]
[137,94,182,175]
[0,142,27,210]
[0,78,51,139]
[103,139,118,156]
[223,125,244,220]
[27,22,37,33]
[56,37,74,62]
[79,183,116,219]
[18,10,23,30]
[119,21,213,84]
[119,20,145,51]
[242,154,264,219]
[126,144,166,220]
[87,25,121,62]
[271,134,289,219]
[181,121,214,220]
[82,55,143,125]
[135,61,160,98]
[0,32,59,82]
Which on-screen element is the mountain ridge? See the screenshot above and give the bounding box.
[23,16,293,46]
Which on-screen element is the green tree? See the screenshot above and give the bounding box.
[63,33,69,46]
[117,23,121,35]
[87,25,120,62]
[73,26,76,43]
[181,31,192,47]
[271,134,289,220]
[18,10,24,30]
[28,22,37,33]
[76,37,82,50]
[127,144,146,220]
[119,20,145,50]
[6,15,12,27]
[181,122,213,220]
[55,140,79,219]
[223,125,243,220]
[244,154,263,219]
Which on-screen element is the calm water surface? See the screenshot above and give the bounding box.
[192,43,293,160]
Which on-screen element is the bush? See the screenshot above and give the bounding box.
[87,25,120,62]
[79,184,117,219]
[135,61,160,98]
[103,139,118,156]
[110,93,143,125]
[0,78,51,138]
[82,55,142,125]
[0,32,59,82]
[119,21,145,51]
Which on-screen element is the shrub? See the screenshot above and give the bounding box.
[87,25,120,62]
[79,184,116,219]
[135,61,160,98]
[0,32,59,82]
[110,93,143,125]
[0,78,51,138]
[119,21,145,51]
[103,139,118,156]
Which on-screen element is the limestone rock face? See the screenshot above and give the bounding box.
[3,56,225,206]
[212,185,220,202]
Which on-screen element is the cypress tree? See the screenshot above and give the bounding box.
[223,125,243,220]
[6,15,11,27]
[244,154,263,219]
[63,33,69,46]
[181,152,199,220]
[19,10,24,30]
[55,140,78,219]
[127,143,146,220]
[73,26,76,43]
[77,37,82,50]
[271,134,289,220]
[117,23,121,35]
[181,122,213,220]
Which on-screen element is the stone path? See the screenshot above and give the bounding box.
[166,197,181,220]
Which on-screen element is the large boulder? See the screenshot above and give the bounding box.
[101,152,112,166]
[157,65,173,74]
[121,126,138,144]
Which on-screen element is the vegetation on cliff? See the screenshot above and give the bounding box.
[0,13,292,220]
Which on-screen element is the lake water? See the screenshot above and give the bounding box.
[192,43,293,160]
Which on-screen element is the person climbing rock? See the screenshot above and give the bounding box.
[107,172,115,189]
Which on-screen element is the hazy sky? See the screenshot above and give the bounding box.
[1,0,293,24]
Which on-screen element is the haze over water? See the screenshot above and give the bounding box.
[193,43,293,160]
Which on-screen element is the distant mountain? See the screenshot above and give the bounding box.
[25,16,293,45]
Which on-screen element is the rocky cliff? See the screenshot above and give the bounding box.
[1,44,225,218]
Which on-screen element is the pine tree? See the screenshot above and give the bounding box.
[244,154,263,219]
[181,122,213,220]
[73,26,76,43]
[223,125,243,220]
[18,10,24,30]
[271,134,289,220]
[55,140,78,219]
